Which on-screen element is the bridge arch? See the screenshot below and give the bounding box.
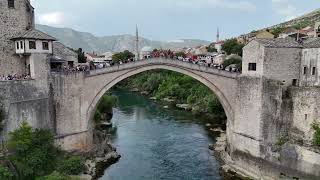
[85,62,237,130]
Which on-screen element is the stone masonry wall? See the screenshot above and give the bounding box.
[0,80,53,140]
[0,0,34,75]
[264,47,301,86]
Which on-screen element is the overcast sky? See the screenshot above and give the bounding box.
[31,0,319,41]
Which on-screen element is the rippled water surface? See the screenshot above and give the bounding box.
[101,90,222,180]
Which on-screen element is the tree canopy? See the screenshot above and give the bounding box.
[206,46,217,53]
[221,39,244,56]
[223,58,242,69]
[76,48,87,63]
[112,50,135,63]
[174,52,186,58]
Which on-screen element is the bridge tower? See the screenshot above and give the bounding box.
[0,0,35,75]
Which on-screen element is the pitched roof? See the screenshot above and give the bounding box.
[53,42,77,57]
[11,29,57,41]
[303,38,320,48]
[254,38,303,48]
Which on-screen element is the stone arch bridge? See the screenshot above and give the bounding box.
[52,58,242,150]
[52,57,288,178]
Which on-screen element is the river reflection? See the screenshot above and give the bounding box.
[101,90,222,180]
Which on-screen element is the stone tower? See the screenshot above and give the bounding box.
[135,25,140,61]
[216,27,220,42]
[0,0,35,75]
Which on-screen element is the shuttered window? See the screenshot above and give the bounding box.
[8,0,14,8]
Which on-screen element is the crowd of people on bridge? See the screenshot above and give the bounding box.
[0,73,31,81]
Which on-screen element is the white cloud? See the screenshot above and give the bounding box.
[271,0,297,20]
[38,12,66,26]
[166,0,256,12]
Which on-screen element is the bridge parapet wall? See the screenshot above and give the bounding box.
[87,58,239,79]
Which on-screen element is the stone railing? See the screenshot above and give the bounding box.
[86,58,240,79]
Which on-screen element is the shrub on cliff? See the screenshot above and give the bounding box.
[57,156,84,175]
[36,171,68,180]
[7,121,59,179]
[0,100,4,131]
[94,95,118,123]
[312,122,320,146]
[0,165,13,180]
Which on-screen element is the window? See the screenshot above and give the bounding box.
[292,79,298,86]
[29,41,36,49]
[248,63,256,71]
[318,25,320,32]
[305,114,308,120]
[16,42,19,49]
[42,42,49,50]
[312,67,316,75]
[303,67,307,75]
[20,41,23,49]
[8,0,14,8]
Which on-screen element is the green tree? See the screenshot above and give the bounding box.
[175,52,186,58]
[222,39,244,56]
[0,165,14,180]
[112,50,135,63]
[36,171,78,180]
[312,122,320,146]
[222,58,242,69]
[57,156,84,175]
[76,48,87,63]
[122,50,135,60]
[206,46,217,53]
[94,95,117,123]
[8,122,59,179]
[292,20,312,30]
[271,27,285,38]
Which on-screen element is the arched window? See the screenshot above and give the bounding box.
[318,25,320,32]
[8,0,14,8]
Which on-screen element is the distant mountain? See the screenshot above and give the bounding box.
[36,24,210,54]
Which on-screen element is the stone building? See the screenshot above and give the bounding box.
[315,22,320,37]
[0,0,35,75]
[300,38,320,86]
[50,42,77,70]
[242,38,302,86]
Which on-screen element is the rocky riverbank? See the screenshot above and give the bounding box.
[209,132,251,180]
[81,96,121,180]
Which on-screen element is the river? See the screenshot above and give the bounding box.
[101,90,222,180]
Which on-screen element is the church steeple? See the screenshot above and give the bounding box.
[135,24,140,61]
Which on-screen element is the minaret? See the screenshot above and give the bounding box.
[135,25,140,61]
[216,27,220,42]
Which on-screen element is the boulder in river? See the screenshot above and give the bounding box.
[130,88,139,92]
[150,97,157,100]
[176,104,192,111]
[163,97,175,103]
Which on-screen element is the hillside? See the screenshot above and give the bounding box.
[36,24,210,53]
[268,8,320,29]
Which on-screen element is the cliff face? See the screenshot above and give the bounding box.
[36,24,210,54]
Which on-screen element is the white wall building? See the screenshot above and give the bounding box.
[12,29,55,55]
